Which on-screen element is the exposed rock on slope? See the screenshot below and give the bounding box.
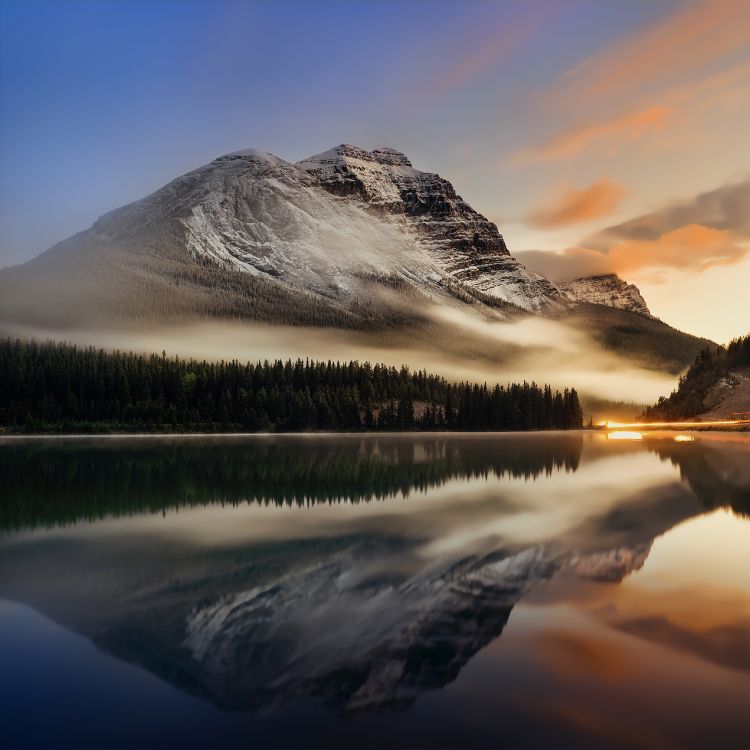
[559,273,651,316]
[699,369,750,420]
[569,542,652,582]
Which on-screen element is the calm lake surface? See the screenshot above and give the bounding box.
[1,432,748,749]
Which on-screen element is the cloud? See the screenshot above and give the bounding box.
[434,16,539,94]
[2,306,677,407]
[518,225,748,283]
[510,4,750,166]
[512,106,670,164]
[516,178,750,282]
[515,248,613,282]
[558,0,750,101]
[614,615,750,673]
[586,177,750,249]
[526,179,627,228]
[608,224,747,275]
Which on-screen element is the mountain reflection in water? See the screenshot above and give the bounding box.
[0,432,748,746]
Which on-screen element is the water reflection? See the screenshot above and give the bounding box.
[0,433,748,739]
[0,434,583,531]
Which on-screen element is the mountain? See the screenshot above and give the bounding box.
[0,145,558,329]
[643,334,750,421]
[559,273,651,316]
[0,143,711,375]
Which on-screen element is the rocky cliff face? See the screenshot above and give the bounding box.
[297,145,559,308]
[558,273,651,315]
[296,145,508,256]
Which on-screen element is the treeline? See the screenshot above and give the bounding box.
[643,334,750,420]
[0,338,582,432]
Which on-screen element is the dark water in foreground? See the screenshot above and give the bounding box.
[0,432,748,749]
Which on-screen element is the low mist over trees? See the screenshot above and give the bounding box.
[0,339,582,433]
[643,334,750,420]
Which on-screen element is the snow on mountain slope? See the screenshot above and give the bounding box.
[559,273,651,316]
[95,149,437,301]
[297,145,559,309]
[92,143,558,311]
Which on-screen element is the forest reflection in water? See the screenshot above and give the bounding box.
[0,433,584,530]
[0,432,748,749]
[2,431,748,531]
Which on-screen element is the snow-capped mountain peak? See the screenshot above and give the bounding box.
[96,143,561,312]
[0,141,658,328]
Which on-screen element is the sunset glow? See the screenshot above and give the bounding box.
[602,419,750,429]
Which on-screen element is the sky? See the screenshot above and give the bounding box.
[1,0,749,342]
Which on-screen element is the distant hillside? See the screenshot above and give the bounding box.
[555,303,714,374]
[643,334,750,420]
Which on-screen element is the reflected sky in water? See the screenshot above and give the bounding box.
[0,432,748,748]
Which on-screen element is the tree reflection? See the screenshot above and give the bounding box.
[0,434,583,530]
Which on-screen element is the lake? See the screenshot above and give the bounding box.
[1,432,748,749]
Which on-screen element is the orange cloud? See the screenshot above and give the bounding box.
[608,224,748,275]
[524,699,664,750]
[531,631,631,681]
[512,106,670,163]
[561,0,750,101]
[510,3,750,166]
[587,177,750,249]
[527,179,627,228]
[517,224,749,282]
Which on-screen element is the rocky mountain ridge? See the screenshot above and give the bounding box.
[295,145,562,307]
[559,273,651,316]
[170,144,560,310]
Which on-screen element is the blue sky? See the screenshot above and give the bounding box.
[1,0,749,339]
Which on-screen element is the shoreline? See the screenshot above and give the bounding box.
[1,426,747,439]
